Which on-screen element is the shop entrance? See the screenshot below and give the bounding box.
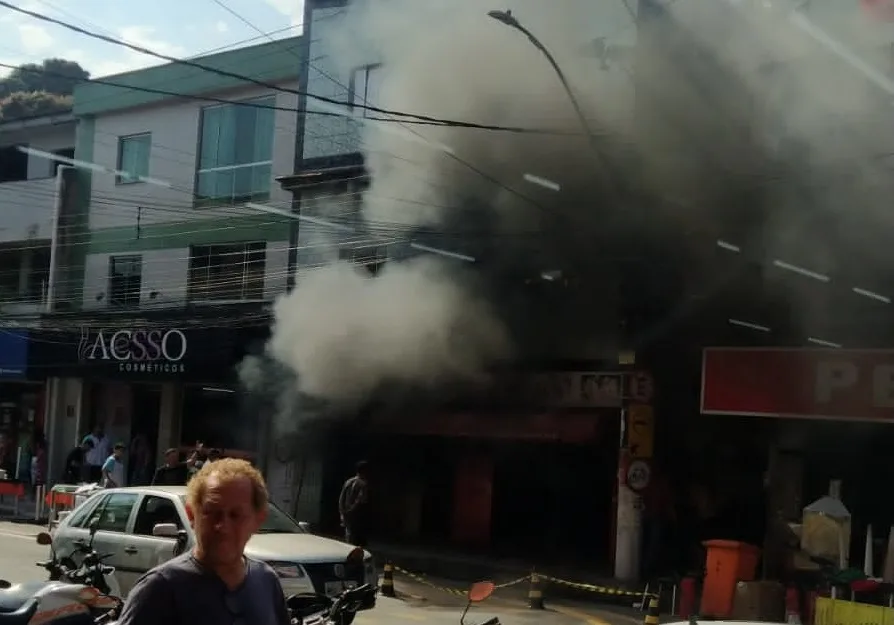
[0,383,43,480]
[130,384,160,485]
[490,432,619,565]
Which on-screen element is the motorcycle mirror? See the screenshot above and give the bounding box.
[468,581,495,603]
[36,532,52,546]
[88,518,99,537]
[345,547,365,566]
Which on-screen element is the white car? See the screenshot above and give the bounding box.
[49,485,377,612]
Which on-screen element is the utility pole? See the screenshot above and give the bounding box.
[285,0,314,291]
[45,164,72,313]
[262,0,314,479]
[44,163,73,487]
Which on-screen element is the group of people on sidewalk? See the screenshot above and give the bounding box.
[62,425,224,489]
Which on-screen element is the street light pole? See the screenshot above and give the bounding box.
[487,10,596,144]
[487,9,622,193]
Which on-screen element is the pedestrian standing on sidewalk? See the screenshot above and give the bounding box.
[101,443,127,488]
[83,425,111,483]
[152,448,196,486]
[30,436,46,498]
[339,461,371,548]
[63,438,93,483]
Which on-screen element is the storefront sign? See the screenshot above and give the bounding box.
[0,329,28,379]
[702,347,894,421]
[78,328,188,374]
[493,371,623,408]
[626,460,651,492]
[627,404,654,459]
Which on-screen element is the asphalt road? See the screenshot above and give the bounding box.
[0,522,637,625]
[0,522,51,585]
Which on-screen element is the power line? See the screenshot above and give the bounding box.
[0,1,582,135]
[0,61,578,136]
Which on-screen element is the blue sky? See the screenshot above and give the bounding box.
[0,0,303,79]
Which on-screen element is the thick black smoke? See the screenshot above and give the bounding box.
[259,0,894,411]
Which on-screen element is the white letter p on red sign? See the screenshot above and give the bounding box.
[815,361,857,404]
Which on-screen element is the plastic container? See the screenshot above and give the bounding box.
[700,539,762,618]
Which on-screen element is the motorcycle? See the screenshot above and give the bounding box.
[36,519,121,599]
[0,581,120,625]
[0,519,123,625]
[287,548,501,625]
[286,547,374,625]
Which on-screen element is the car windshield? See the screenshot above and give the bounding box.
[178,496,306,534]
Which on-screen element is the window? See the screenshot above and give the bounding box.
[133,496,184,536]
[91,493,139,533]
[108,255,142,308]
[0,145,27,183]
[350,64,382,118]
[196,96,275,206]
[117,134,151,184]
[67,493,105,528]
[187,242,266,301]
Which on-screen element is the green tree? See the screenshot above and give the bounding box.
[0,58,89,98]
[0,58,87,120]
[0,91,72,121]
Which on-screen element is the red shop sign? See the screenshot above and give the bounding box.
[701,347,894,422]
[863,0,894,21]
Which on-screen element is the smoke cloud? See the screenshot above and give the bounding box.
[257,0,894,411]
[268,258,511,405]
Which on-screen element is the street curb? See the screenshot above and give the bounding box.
[0,517,48,526]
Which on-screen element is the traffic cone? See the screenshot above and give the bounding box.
[381,562,395,598]
[785,586,802,625]
[528,572,544,610]
[644,595,660,625]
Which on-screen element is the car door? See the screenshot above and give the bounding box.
[53,492,107,562]
[121,494,190,594]
[89,491,141,594]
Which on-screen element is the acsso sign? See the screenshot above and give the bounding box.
[78,328,188,374]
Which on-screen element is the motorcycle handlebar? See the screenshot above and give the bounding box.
[287,584,375,623]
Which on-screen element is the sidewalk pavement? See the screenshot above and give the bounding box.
[0,496,47,526]
[369,542,649,610]
[388,569,645,625]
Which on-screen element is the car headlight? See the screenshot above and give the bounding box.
[268,562,306,579]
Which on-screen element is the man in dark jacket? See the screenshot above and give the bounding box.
[338,461,371,547]
[62,438,93,483]
[151,448,192,486]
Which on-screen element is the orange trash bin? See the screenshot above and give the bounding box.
[700,539,761,618]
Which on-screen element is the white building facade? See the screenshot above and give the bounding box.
[35,37,303,485]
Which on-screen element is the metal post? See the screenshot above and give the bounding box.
[46,164,71,313]
[14,446,22,481]
[285,1,314,290]
[263,0,314,478]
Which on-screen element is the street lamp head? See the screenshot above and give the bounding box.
[487,9,520,28]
